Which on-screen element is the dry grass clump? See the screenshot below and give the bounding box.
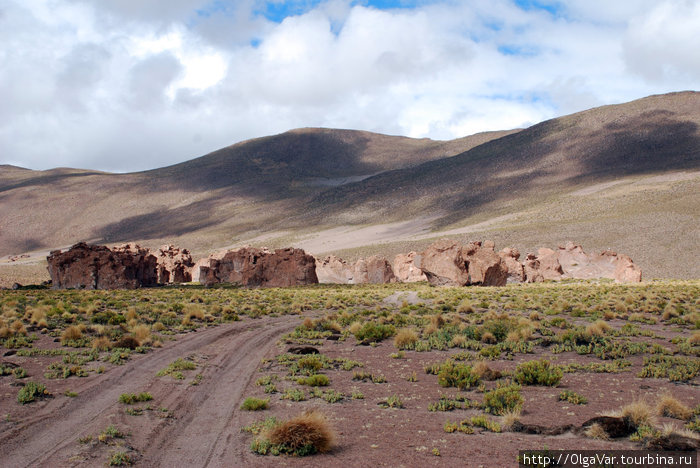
[266,410,336,454]
[131,324,151,346]
[689,331,700,346]
[501,409,521,431]
[152,322,166,332]
[302,317,314,329]
[528,312,541,321]
[394,328,418,350]
[61,325,83,344]
[661,304,679,321]
[472,361,501,380]
[348,321,362,335]
[585,423,609,440]
[92,336,112,351]
[603,310,616,321]
[619,400,654,428]
[586,320,611,337]
[481,332,496,344]
[449,335,467,348]
[184,304,204,321]
[656,394,692,421]
[456,300,474,314]
[11,320,27,336]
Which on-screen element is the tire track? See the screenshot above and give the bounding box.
[0,315,298,467]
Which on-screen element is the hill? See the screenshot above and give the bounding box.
[0,92,698,283]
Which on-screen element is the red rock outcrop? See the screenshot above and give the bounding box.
[47,242,158,290]
[498,247,525,283]
[199,247,318,287]
[393,252,427,283]
[156,245,195,284]
[534,247,565,281]
[416,239,508,287]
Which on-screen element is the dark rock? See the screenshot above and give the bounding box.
[287,346,320,355]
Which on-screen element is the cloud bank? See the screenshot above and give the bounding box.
[1,0,698,172]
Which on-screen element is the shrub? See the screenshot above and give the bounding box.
[354,322,395,344]
[297,356,323,373]
[114,336,140,350]
[437,361,480,390]
[17,381,49,404]
[379,394,404,409]
[108,451,132,466]
[256,410,335,456]
[483,383,523,415]
[119,392,153,405]
[61,325,83,344]
[513,359,562,386]
[559,390,587,405]
[241,397,270,411]
[92,336,112,351]
[393,328,418,350]
[297,374,330,387]
[656,394,692,420]
[619,400,654,428]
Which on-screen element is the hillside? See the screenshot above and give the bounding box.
[0,92,698,282]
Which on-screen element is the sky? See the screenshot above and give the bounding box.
[1,0,699,172]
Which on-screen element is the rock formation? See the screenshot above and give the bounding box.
[354,255,396,284]
[522,242,642,283]
[315,255,355,284]
[47,242,158,290]
[393,252,427,283]
[415,239,508,287]
[199,247,318,287]
[315,255,396,284]
[498,247,525,283]
[156,245,195,284]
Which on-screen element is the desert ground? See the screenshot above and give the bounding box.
[1,281,698,467]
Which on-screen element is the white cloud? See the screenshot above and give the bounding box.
[0,0,696,172]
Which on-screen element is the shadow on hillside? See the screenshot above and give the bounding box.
[305,116,700,230]
[141,131,384,197]
[0,171,107,193]
[93,197,223,243]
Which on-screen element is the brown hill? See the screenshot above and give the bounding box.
[0,92,698,282]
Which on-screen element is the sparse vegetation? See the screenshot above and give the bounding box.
[241,397,270,411]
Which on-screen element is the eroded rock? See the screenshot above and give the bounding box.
[199,247,318,288]
[393,252,427,283]
[47,242,157,290]
[499,247,525,283]
[416,239,507,287]
[156,245,195,284]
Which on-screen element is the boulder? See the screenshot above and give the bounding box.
[315,255,355,284]
[393,252,427,283]
[47,242,158,290]
[156,245,195,284]
[523,253,544,283]
[199,247,318,288]
[499,247,525,283]
[463,241,508,286]
[556,243,642,283]
[416,239,507,287]
[354,255,396,284]
[609,252,643,283]
[191,250,227,283]
[415,239,469,286]
[535,247,564,281]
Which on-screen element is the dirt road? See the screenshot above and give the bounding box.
[0,315,299,467]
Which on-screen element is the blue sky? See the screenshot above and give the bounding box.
[1,0,698,171]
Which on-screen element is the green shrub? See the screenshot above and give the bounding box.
[354,322,395,344]
[513,359,562,386]
[119,392,153,404]
[17,381,49,404]
[241,397,270,411]
[559,390,587,405]
[483,383,523,415]
[436,361,480,390]
[297,374,330,387]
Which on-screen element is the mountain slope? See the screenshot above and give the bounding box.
[0,92,698,281]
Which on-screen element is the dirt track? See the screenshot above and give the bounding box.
[0,315,299,467]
